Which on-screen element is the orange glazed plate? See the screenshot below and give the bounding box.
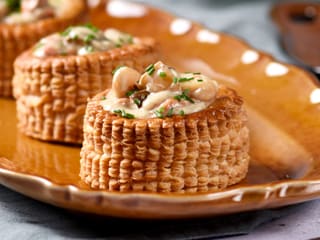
[0,0,320,219]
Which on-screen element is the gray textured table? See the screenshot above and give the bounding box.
[1,0,320,239]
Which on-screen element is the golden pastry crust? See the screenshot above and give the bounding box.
[0,0,87,97]
[80,86,250,193]
[13,38,158,144]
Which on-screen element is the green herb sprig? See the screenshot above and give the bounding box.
[84,23,99,33]
[173,77,194,84]
[113,109,135,119]
[154,107,175,118]
[154,107,165,118]
[174,89,194,103]
[167,108,174,117]
[84,34,96,44]
[85,45,94,53]
[145,64,155,76]
[159,71,167,78]
[126,89,138,97]
[61,27,72,37]
[133,98,141,106]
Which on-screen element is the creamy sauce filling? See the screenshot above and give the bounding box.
[101,61,219,119]
[1,0,55,24]
[33,25,135,57]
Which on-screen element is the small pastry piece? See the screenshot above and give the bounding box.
[0,0,86,97]
[80,61,250,193]
[13,25,158,144]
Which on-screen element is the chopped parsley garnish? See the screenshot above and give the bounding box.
[145,64,155,76]
[197,79,203,82]
[173,77,194,84]
[159,71,167,78]
[34,42,44,50]
[184,72,201,75]
[84,23,99,33]
[154,107,165,118]
[179,110,185,116]
[155,107,175,118]
[61,27,72,36]
[133,98,141,106]
[127,35,134,44]
[167,108,174,117]
[115,43,122,48]
[126,89,138,97]
[112,65,125,75]
[118,35,133,44]
[84,34,96,44]
[71,35,79,41]
[101,96,106,100]
[174,89,195,103]
[85,45,94,53]
[113,109,135,119]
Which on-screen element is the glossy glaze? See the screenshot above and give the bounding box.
[0,0,320,218]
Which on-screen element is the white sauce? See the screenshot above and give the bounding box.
[33,26,133,57]
[100,61,219,119]
[142,90,178,110]
[102,90,211,119]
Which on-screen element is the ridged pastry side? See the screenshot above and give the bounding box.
[0,0,87,97]
[80,87,250,193]
[13,38,158,144]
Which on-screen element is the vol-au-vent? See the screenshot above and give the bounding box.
[13,24,159,144]
[0,0,87,97]
[80,62,250,193]
[0,0,55,24]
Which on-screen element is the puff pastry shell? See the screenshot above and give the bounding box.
[0,0,87,97]
[80,86,250,192]
[13,38,158,144]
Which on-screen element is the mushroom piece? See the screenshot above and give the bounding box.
[179,74,219,102]
[138,61,177,92]
[112,66,141,98]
